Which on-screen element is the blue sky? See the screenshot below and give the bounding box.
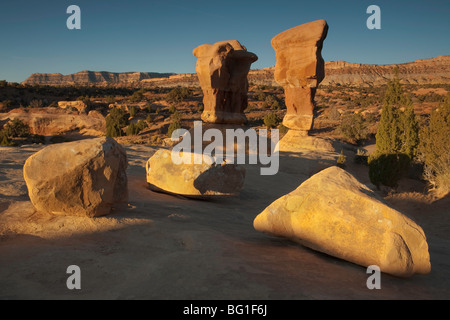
[0,0,449,83]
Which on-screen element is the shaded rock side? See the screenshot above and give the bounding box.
[146,149,245,198]
[253,166,431,277]
[23,137,128,217]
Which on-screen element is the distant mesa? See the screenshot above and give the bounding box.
[22,70,176,86]
[20,56,450,87]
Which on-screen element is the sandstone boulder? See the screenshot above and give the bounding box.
[271,20,328,133]
[253,166,431,277]
[146,149,245,198]
[193,40,258,124]
[23,137,128,217]
[58,101,88,114]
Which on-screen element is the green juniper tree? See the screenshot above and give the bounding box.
[417,94,450,196]
[368,69,419,188]
[106,107,129,137]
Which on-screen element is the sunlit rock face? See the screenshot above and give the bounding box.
[254,166,431,277]
[23,137,128,217]
[271,19,328,133]
[193,40,258,125]
[146,149,245,198]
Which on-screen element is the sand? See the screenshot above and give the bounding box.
[0,143,449,299]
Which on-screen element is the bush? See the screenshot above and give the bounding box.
[368,153,411,188]
[106,107,129,137]
[128,89,146,103]
[277,123,289,135]
[0,132,14,146]
[337,150,346,168]
[3,119,30,138]
[417,94,450,196]
[29,99,43,108]
[129,105,137,118]
[167,120,181,138]
[166,87,192,102]
[264,112,279,129]
[327,107,341,121]
[168,105,177,114]
[264,95,280,110]
[338,113,370,145]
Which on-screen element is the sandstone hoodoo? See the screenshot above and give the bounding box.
[146,149,245,198]
[271,19,328,134]
[193,40,258,124]
[253,166,431,277]
[23,137,128,217]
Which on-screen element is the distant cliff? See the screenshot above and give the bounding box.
[248,56,450,87]
[22,56,450,87]
[22,70,175,86]
[322,55,450,86]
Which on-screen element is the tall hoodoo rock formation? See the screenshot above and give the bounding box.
[271,19,328,134]
[193,40,258,124]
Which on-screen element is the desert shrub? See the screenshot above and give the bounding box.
[264,112,279,129]
[1,100,14,111]
[327,107,341,121]
[3,119,30,138]
[336,150,346,168]
[106,107,129,137]
[255,92,267,102]
[166,87,192,102]
[417,94,450,196]
[277,123,289,135]
[126,123,137,136]
[167,120,181,138]
[264,95,280,110]
[29,99,43,108]
[368,153,411,188]
[106,96,116,104]
[137,120,147,131]
[126,120,147,136]
[337,113,370,145]
[128,89,146,103]
[0,131,14,146]
[168,105,177,114]
[129,105,137,118]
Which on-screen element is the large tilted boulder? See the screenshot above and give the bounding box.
[253,166,431,277]
[23,137,128,217]
[146,149,245,198]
